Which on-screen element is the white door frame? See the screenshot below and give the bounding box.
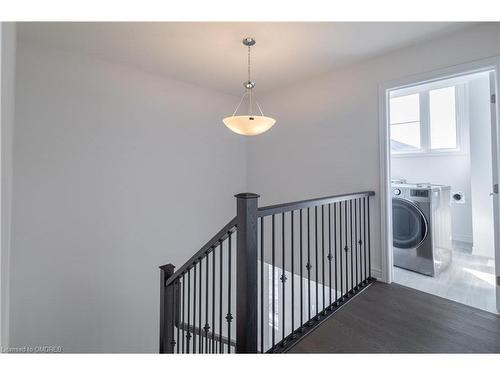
[0,22,15,349]
[378,56,500,290]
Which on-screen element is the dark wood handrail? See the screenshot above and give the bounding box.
[258,191,375,217]
[164,217,237,287]
[176,322,236,348]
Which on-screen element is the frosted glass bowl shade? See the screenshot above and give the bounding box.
[223,115,276,136]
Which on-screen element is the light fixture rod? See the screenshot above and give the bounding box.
[247,44,251,84]
[244,38,255,115]
[232,91,249,117]
[255,100,264,116]
[249,87,252,115]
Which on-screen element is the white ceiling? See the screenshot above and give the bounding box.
[18,22,475,95]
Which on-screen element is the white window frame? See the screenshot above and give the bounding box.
[390,80,466,157]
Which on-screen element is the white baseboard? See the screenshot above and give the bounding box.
[371,268,383,281]
[452,234,473,243]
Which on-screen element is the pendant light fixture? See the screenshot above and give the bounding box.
[223,37,276,136]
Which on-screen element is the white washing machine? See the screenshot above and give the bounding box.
[392,183,452,276]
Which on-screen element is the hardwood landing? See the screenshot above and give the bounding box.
[289,282,500,353]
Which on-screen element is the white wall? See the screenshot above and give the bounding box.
[247,23,500,277]
[1,22,16,350]
[9,41,246,352]
[8,23,500,352]
[469,75,495,258]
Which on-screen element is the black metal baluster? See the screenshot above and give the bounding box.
[328,203,332,307]
[211,247,215,353]
[339,202,343,301]
[367,196,372,279]
[299,209,304,328]
[290,210,295,336]
[171,279,176,353]
[199,258,203,353]
[358,198,365,286]
[260,217,264,353]
[354,199,358,290]
[182,273,185,353]
[193,262,197,352]
[281,212,286,344]
[307,207,311,322]
[177,279,180,354]
[227,232,233,354]
[187,269,191,353]
[272,214,276,348]
[361,197,364,285]
[219,240,223,353]
[350,199,354,293]
[204,251,209,353]
[356,198,360,288]
[344,200,348,299]
[321,205,325,313]
[362,197,367,284]
[314,206,318,319]
[333,202,338,305]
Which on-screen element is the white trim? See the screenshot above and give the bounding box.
[420,89,430,152]
[390,71,490,98]
[452,234,473,244]
[391,150,467,158]
[488,70,500,313]
[379,56,500,285]
[378,82,392,283]
[370,267,383,281]
[0,22,15,350]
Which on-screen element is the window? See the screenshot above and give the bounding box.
[429,86,457,150]
[390,84,461,155]
[390,94,421,152]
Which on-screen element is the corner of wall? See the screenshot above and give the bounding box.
[1,21,16,350]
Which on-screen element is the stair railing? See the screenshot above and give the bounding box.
[160,190,375,354]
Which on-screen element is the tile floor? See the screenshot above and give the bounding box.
[393,242,498,314]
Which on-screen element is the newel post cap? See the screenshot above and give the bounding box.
[234,192,260,199]
[159,264,175,275]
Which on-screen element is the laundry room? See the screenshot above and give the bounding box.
[389,70,497,313]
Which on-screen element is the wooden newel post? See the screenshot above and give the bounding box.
[235,192,260,353]
[159,263,175,353]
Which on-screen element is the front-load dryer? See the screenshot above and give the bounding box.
[392,183,452,276]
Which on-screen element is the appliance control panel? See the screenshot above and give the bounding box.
[411,189,429,198]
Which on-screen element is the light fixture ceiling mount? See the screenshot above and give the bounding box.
[242,37,256,47]
[223,37,276,136]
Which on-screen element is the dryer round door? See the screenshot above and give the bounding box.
[392,197,428,249]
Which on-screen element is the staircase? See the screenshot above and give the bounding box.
[159,191,375,353]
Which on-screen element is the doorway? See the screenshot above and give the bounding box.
[379,58,500,314]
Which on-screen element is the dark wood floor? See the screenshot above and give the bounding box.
[289,282,500,353]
